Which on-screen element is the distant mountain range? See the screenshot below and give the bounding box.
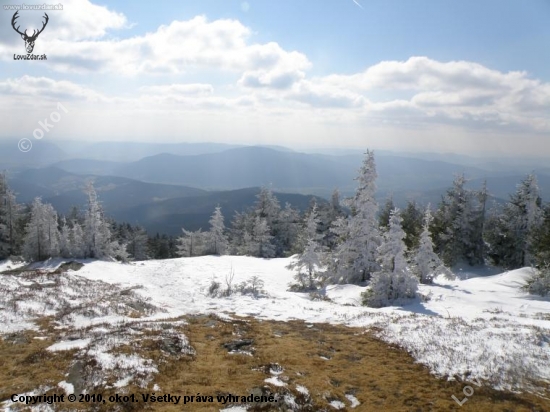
[51,146,549,201]
[109,187,323,235]
[52,141,295,162]
[0,140,67,168]
[9,168,206,209]
[6,167,321,235]
[2,140,549,235]
[0,140,296,166]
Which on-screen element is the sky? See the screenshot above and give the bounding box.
[0,0,549,156]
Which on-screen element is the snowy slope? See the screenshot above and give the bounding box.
[2,256,550,394]
[423,268,550,323]
[78,257,370,323]
[73,256,550,391]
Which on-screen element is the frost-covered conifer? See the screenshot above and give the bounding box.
[71,222,86,258]
[83,183,113,259]
[332,150,380,283]
[363,209,418,307]
[414,205,454,284]
[433,174,486,266]
[247,216,276,258]
[127,226,149,260]
[278,202,301,255]
[287,204,324,289]
[208,206,228,255]
[177,228,206,257]
[59,217,72,258]
[254,187,281,228]
[485,174,543,268]
[22,198,60,261]
[0,174,21,257]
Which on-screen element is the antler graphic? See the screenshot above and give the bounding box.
[11,11,26,37]
[11,11,49,53]
[31,13,49,40]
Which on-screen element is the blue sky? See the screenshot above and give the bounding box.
[0,0,549,155]
[103,0,550,79]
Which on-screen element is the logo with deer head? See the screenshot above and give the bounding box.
[11,11,49,54]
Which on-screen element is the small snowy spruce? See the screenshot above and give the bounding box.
[287,203,324,290]
[414,205,454,284]
[363,208,418,307]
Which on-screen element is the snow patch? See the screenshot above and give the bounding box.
[57,381,74,395]
[264,376,287,387]
[345,394,360,408]
[296,384,309,395]
[329,400,345,409]
[47,339,91,352]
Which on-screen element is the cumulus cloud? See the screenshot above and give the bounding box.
[238,44,310,89]
[285,57,550,132]
[0,0,126,49]
[1,0,549,143]
[239,68,305,90]
[286,80,367,108]
[234,55,549,133]
[0,75,106,102]
[0,75,259,114]
[323,57,527,91]
[52,0,127,40]
[3,52,550,136]
[139,84,214,97]
[2,9,310,83]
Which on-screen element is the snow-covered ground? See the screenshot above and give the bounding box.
[1,256,550,396]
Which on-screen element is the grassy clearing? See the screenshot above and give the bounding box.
[0,328,71,404]
[1,313,549,411]
[150,314,550,411]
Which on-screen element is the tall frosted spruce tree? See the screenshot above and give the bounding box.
[0,173,21,258]
[22,198,60,262]
[331,149,380,283]
[413,205,454,284]
[83,182,113,259]
[208,206,228,255]
[432,174,487,266]
[486,174,543,268]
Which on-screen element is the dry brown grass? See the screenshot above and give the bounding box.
[1,314,549,412]
[0,329,71,404]
[149,315,550,412]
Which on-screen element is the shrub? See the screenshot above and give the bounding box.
[208,271,267,298]
[208,279,221,297]
[237,275,266,297]
[524,264,550,297]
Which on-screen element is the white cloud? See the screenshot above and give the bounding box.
[323,57,529,91]
[139,84,214,97]
[286,57,550,132]
[0,75,106,102]
[238,44,310,89]
[0,75,261,118]
[287,80,366,108]
[0,0,549,154]
[52,0,128,40]
[2,12,310,82]
[2,52,550,135]
[239,66,306,90]
[1,0,126,50]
